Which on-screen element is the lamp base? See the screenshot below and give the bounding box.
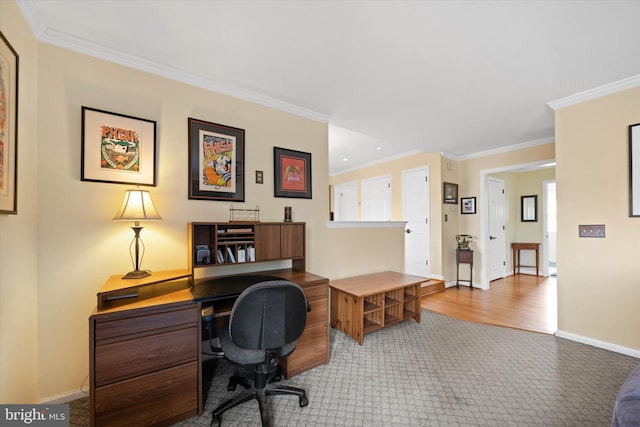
[122,269,151,280]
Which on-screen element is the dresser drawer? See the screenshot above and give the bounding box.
[95,326,197,386]
[94,361,198,427]
[95,306,197,342]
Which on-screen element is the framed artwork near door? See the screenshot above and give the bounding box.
[443,182,458,204]
[461,197,476,214]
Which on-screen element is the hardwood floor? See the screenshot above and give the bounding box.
[420,274,557,335]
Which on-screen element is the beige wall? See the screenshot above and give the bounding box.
[330,152,444,277]
[0,2,405,401]
[554,86,640,350]
[0,0,39,403]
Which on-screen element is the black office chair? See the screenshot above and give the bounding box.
[211,280,309,427]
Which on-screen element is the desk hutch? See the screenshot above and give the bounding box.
[89,222,329,426]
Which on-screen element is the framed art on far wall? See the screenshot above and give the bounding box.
[443,182,458,204]
[81,107,157,186]
[461,197,476,214]
[274,147,312,199]
[188,118,245,202]
[0,31,19,214]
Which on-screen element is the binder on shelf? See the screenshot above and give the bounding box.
[237,248,246,263]
[227,247,236,263]
[217,249,224,264]
[247,245,255,262]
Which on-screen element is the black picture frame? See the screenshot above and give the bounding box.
[188,118,245,202]
[0,31,19,214]
[274,147,312,199]
[443,182,458,204]
[521,195,538,222]
[461,197,476,214]
[629,123,640,216]
[81,107,157,186]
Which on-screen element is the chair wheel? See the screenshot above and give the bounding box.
[211,414,222,427]
[299,395,309,407]
[227,382,236,391]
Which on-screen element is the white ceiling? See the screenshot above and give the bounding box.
[17,0,640,175]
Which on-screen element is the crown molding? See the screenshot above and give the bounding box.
[16,0,331,124]
[446,136,555,162]
[547,74,640,110]
[330,149,424,177]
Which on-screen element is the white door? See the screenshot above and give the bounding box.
[487,177,506,281]
[333,181,358,221]
[543,180,557,277]
[361,175,391,221]
[403,167,430,277]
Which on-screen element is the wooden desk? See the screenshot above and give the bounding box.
[512,242,541,276]
[330,271,426,345]
[89,269,329,426]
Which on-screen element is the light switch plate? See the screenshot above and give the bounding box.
[578,224,605,238]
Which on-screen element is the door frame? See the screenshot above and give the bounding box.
[542,179,556,277]
[480,159,555,290]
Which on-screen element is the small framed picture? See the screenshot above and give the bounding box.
[188,118,245,202]
[461,197,476,214]
[443,182,458,204]
[274,147,312,199]
[81,107,157,186]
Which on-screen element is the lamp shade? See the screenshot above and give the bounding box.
[113,190,162,221]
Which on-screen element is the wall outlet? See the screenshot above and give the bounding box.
[578,224,605,238]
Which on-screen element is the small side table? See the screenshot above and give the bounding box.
[511,242,540,276]
[456,249,473,289]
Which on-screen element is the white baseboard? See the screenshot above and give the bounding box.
[40,389,88,404]
[555,330,640,359]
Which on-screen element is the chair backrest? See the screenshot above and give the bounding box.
[229,280,307,351]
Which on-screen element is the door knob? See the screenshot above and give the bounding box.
[489,236,497,240]
[406,229,412,234]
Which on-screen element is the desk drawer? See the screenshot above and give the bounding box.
[307,297,327,326]
[285,322,328,378]
[94,361,198,427]
[95,326,198,386]
[95,306,197,342]
[303,282,328,301]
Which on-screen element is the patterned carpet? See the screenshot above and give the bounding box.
[71,310,639,426]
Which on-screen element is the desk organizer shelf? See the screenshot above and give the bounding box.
[188,222,305,270]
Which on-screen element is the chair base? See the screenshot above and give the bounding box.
[211,371,308,427]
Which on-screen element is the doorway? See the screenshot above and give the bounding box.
[543,180,557,277]
[403,167,430,277]
[333,181,358,221]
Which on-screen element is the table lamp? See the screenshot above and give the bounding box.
[113,189,162,279]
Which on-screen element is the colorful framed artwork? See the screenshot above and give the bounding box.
[81,107,157,186]
[188,118,245,202]
[274,147,312,199]
[0,31,19,214]
[443,182,458,204]
[461,197,476,214]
